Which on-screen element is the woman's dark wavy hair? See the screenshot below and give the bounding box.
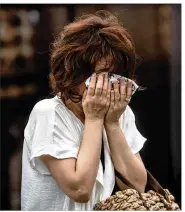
[50,10,137,103]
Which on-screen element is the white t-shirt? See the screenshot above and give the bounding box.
[21,95,146,211]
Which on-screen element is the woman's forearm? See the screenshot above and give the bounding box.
[105,122,147,192]
[75,119,103,196]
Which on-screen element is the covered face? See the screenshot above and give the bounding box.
[50,11,136,102]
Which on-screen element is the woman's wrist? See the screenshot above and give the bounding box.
[85,118,104,126]
[104,121,120,130]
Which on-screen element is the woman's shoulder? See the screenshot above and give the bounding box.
[27,96,68,122]
[32,96,63,114]
[25,96,69,136]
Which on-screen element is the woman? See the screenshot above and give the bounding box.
[21,10,147,210]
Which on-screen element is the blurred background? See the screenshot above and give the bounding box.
[0,4,181,210]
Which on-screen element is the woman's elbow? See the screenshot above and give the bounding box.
[134,169,147,192]
[57,175,93,203]
[71,187,91,203]
[142,169,147,189]
[62,180,91,203]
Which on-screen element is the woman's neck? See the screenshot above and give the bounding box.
[65,98,85,124]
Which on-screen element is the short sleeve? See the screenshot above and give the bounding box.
[27,100,80,175]
[119,106,147,154]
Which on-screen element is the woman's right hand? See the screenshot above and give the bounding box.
[82,72,111,122]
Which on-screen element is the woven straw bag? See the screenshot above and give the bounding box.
[94,169,180,210]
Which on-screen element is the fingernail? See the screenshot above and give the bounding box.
[125,78,128,83]
[121,78,125,85]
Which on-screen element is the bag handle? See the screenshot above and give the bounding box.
[114,168,167,197]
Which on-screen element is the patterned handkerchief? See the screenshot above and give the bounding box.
[85,73,139,95]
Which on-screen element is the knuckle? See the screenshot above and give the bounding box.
[91,96,96,102]
[100,100,105,106]
[103,88,107,93]
[106,99,110,104]
[88,87,94,92]
[104,99,108,104]
[96,87,102,92]
[128,81,132,86]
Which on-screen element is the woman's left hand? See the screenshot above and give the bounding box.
[105,78,133,125]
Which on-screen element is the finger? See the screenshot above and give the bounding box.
[106,82,111,107]
[120,78,127,105]
[110,89,115,108]
[125,80,132,103]
[87,73,97,97]
[113,81,120,104]
[107,82,111,97]
[101,73,109,98]
[82,89,88,102]
[95,74,104,97]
